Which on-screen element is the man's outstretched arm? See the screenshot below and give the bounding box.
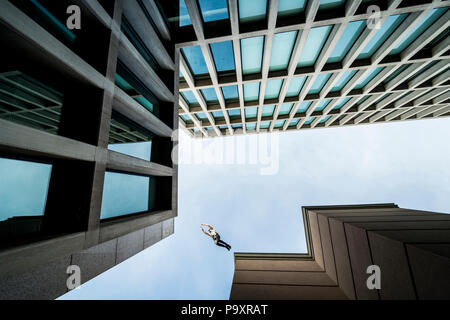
[200,225,212,238]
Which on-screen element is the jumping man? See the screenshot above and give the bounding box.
[201,224,232,251]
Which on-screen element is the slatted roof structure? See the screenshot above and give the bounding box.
[176,0,450,138]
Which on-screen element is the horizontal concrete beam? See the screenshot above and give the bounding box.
[113,86,173,137]
[122,0,174,70]
[99,210,175,243]
[107,149,173,176]
[0,118,97,161]
[118,35,174,102]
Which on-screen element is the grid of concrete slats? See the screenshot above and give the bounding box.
[177,0,450,138]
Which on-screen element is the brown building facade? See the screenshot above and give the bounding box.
[231,204,450,300]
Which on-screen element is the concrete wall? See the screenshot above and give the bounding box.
[231,205,450,300]
[0,218,174,300]
[230,259,347,300]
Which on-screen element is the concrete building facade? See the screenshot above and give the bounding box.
[231,204,450,300]
[0,0,180,299]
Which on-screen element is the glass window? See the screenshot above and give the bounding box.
[315,99,331,112]
[290,118,300,126]
[296,101,312,113]
[201,88,218,102]
[358,14,407,60]
[135,97,154,112]
[286,76,307,97]
[115,73,133,91]
[180,90,198,104]
[319,0,345,10]
[179,0,192,26]
[320,115,332,123]
[309,73,332,94]
[372,93,390,106]
[274,120,285,128]
[232,124,243,129]
[100,172,151,219]
[241,36,264,74]
[108,142,152,161]
[0,71,63,135]
[390,8,447,56]
[0,158,52,222]
[270,31,298,71]
[333,97,351,110]
[246,123,257,130]
[298,25,333,67]
[355,96,370,107]
[278,0,306,17]
[108,112,156,160]
[304,117,315,125]
[14,0,76,46]
[328,20,366,63]
[354,67,384,89]
[331,70,357,92]
[264,79,283,99]
[212,110,224,118]
[260,121,271,129]
[121,17,161,73]
[228,109,241,117]
[180,114,191,122]
[222,85,239,100]
[279,103,293,115]
[181,45,209,75]
[198,0,229,23]
[262,105,275,117]
[243,82,260,101]
[196,112,208,120]
[115,62,161,117]
[245,106,258,118]
[239,0,267,23]
[210,41,235,72]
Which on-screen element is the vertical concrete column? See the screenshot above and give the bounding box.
[83,0,123,248]
[43,0,125,247]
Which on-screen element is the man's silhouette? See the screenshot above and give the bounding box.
[201,224,232,251]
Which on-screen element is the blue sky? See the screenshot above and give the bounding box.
[58,117,450,300]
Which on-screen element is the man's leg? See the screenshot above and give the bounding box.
[215,241,229,249]
[218,240,231,250]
